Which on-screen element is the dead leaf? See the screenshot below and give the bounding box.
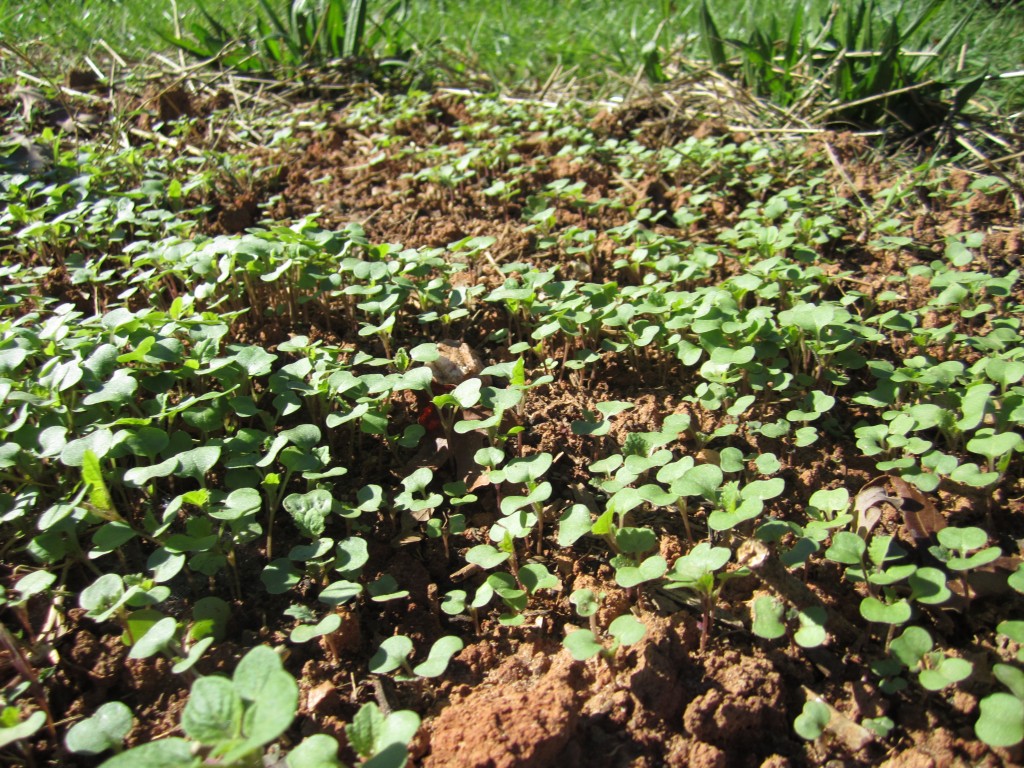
[429,341,485,386]
[889,475,946,545]
[853,484,898,539]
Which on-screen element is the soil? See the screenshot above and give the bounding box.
[2,77,1024,768]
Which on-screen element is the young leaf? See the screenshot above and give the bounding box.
[346,702,420,761]
[95,737,197,767]
[65,701,134,756]
[369,636,414,674]
[290,613,342,643]
[181,676,243,745]
[287,734,343,768]
[751,596,786,640]
[976,693,1024,748]
[608,614,646,646]
[794,700,831,740]
[412,636,464,678]
[860,597,912,625]
[129,616,178,659]
[557,504,592,546]
[563,629,604,661]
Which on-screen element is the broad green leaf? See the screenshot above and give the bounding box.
[794,699,830,740]
[570,589,599,618]
[123,456,178,487]
[615,555,667,588]
[98,738,197,767]
[995,663,1024,700]
[860,597,912,625]
[672,464,723,499]
[0,710,46,749]
[129,616,178,659]
[175,446,221,482]
[367,574,409,602]
[283,489,333,538]
[825,531,865,565]
[181,676,243,745]
[465,544,509,569]
[890,626,932,668]
[615,527,657,554]
[290,613,342,643]
[563,629,603,661]
[319,580,363,606]
[751,596,786,640]
[287,734,342,768]
[519,563,559,593]
[919,657,972,691]
[13,570,55,602]
[413,636,464,678]
[667,543,731,585]
[794,607,827,649]
[967,431,1022,461]
[908,567,951,605]
[61,428,114,467]
[65,701,133,755]
[346,703,419,762]
[261,559,301,594]
[937,526,989,553]
[557,504,592,546]
[369,635,414,674]
[334,537,370,576]
[976,692,1024,748]
[608,614,646,645]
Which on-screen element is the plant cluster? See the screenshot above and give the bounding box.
[1,85,1023,765]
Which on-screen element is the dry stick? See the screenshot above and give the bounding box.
[813,79,938,123]
[801,685,876,753]
[97,39,128,68]
[954,134,1024,220]
[737,539,859,645]
[822,140,875,241]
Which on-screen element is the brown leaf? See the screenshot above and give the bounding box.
[429,341,485,387]
[889,475,946,545]
[853,485,897,539]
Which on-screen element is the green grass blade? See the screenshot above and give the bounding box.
[699,0,728,71]
[256,0,302,62]
[344,0,367,58]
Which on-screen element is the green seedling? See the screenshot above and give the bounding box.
[369,635,464,680]
[751,595,827,649]
[99,645,298,767]
[664,543,734,651]
[65,701,133,758]
[345,702,421,768]
[0,707,47,757]
[889,626,973,692]
[563,614,647,664]
[976,664,1024,748]
[929,526,1001,608]
[793,699,831,741]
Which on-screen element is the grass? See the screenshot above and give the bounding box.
[2,0,1023,107]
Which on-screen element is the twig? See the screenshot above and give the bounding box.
[737,539,859,644]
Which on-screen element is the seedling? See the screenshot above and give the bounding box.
[369,635,464,680]
[65,702,133,758]
[99,645,298,767]
[563,614,647,664]
[664,543,734,651]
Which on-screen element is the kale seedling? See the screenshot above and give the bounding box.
[664,543,734,651]
[563,614,646,665]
